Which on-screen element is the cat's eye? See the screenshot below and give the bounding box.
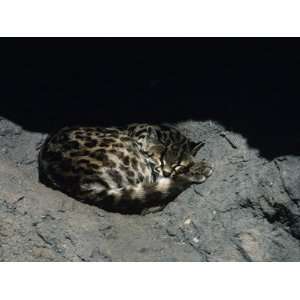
[181,161,189,167]
[174,165,188,173]
[154,166,161,173]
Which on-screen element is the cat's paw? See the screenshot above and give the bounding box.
[176,160,214,184]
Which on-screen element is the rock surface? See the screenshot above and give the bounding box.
[0,117,300,261]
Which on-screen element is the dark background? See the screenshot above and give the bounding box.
[0,38,299,159]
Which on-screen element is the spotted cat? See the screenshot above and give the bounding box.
[38,124,213,214]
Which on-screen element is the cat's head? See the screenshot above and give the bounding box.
[148,140,205,177]
[127,123,205,177]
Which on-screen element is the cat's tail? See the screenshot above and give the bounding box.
[81,177,190,215]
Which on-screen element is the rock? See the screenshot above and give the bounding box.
[276,156,300,202]
[0,117,300,261]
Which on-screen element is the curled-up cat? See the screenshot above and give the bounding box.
[39,123,213,214]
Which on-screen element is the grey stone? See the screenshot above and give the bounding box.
[276,156,300,202]
[0,117,299,261]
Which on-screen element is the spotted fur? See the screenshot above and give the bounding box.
[38,124,213,214]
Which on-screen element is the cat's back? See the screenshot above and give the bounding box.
[39,126,154,194]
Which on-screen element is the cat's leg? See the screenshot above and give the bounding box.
[78,161,213,214]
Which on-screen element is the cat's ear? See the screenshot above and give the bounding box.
[190,141,205,156]
[147,127,158,141]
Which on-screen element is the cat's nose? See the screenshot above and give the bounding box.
[163,170,172,177]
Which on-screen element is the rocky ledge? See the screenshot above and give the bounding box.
[0,117,299,261]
